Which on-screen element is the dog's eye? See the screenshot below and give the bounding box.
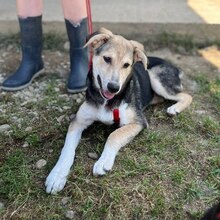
[103,56,111,64]
[123,63,130,68]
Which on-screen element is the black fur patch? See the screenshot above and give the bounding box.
[148,57,182,95]
[157,64,182,95]
[86,68,105,106]
[133,62,154,108]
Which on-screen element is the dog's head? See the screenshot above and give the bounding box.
[84,28,148,100]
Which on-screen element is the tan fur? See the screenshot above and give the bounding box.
[168,93,192,112]
[124,107,137,124]
[105,123,143,150]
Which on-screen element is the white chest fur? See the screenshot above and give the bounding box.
[96,104,114,125]
[96,102,136,126]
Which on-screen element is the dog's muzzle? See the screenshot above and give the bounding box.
[97,75,119,100]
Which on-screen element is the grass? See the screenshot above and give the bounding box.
[0,33,220,219]
[0,32,66,51]
[143,32,220,54]
[1,31,220,54]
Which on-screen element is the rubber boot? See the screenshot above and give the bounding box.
[1,16,44,91]
[65,18,89,93]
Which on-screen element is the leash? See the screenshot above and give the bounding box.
[86,0,92,35]
[86,0,93,70]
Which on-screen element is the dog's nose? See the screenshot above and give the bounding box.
[107,82,120,93]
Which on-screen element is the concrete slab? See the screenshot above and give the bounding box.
[1,0,219,24]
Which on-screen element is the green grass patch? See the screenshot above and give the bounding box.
[193,74,220,111]
[0,149,34,200]
[1,31,220,54]
[0,32,66,51]
[156,32,196,51]
[144,32,220,53]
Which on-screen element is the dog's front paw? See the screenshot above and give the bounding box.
[93,155,115,176]
[45,168,67,194]
[167,105,180,116]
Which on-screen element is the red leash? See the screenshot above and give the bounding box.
[86,0,92,34]
[86,0,93,70]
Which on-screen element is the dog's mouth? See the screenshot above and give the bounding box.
[100,90,115,100]
[97,75,116,100]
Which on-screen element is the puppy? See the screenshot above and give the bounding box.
[45,28,192,194]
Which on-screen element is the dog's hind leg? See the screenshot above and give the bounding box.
[93,123,143,176]
[45,102,96,194]
[166,92,192,115]
[151,80,192,115]
[149,67,192,115]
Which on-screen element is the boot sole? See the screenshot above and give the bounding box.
[1,69,44,92]
[67,86,87,94]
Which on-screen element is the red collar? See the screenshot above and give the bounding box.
[104,98,120,124]
[113,108,120,124]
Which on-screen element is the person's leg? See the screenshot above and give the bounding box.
[61,0,87,23]
[17,0,43,17]
[61,0,92,93]
[2,0,44,91]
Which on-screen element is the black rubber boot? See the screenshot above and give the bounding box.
[65,18,89,93]
[1,16,44,91]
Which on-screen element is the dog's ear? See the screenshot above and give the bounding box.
[133,48,148,70]
[130,40,148,70]
[84,28,113,49]
[99,27,114,36]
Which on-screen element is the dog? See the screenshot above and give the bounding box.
[45,28,192,194]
